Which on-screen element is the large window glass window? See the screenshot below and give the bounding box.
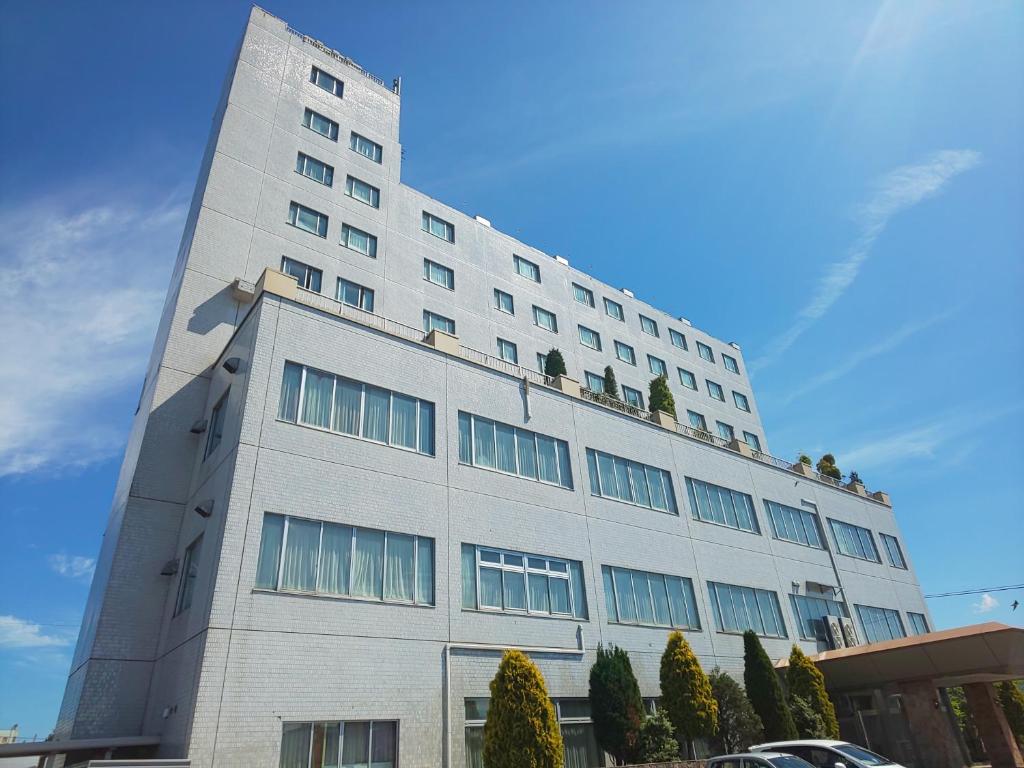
[458,412,573,489]
[678,368,697,390]
[716,421,735,442]
[856,604,906,643]
[723,353,740,374]
[707,380,725,401]
[829,519,880,562]
[336,278,374,312]
[765,500,823,548]
[615,341,636,365]
[686,477,759,533]
[708,581,787,638]
[277,362,435,456]
[423,259,455,290]
[174,535,203,615]
[586,448,677,514]
[602,565,699,629]
[604,298,624,321]
[303,108,339,141]
[496,338,518,364]
[648,355,667,377]
[789,593,849,641]
[572,283,595,307]
[622,386,644,409]
[533,306,558,333]
[278,720,396,768]
[422,211,455,243]
[584,371,604,392]
[423,310,455,335]
[350,131,383,162]
[461,544,587,619]
[879,533,907,569]
[669,329,688,350]
[639,315,659,337]
[513,255,540,282]
[340,223,377,257]
[907,612,929,635]
[310,66,344,97]
[743,431,762,452]
[494,288,514,314]
[578,325,601,350]
[281,257,323,292]
[697,341,715,362]
[687,410,707,432]
[296,152,334,187]
[733,391,750,412]
[345,175,380,207]
[288,201,328,238]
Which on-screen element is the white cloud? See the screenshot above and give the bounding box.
[972,593,999,614]
[48,554,96,581]
[0,615,70,649]
[751,149,980,371]
[0,192,185,476]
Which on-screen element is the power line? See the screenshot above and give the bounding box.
[924,584,1024,599]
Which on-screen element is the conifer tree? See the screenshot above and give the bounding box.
[588,645,643,763]
[787,645,839,738]
[659,630,717,757]
[708,667,764,753]
[648,375,677,419]
[743,631,797,741]
[788,694,828,739]
[483,650,563,768]
[638,710,680,762]
[544,348,568,378]
[603,365,620,400]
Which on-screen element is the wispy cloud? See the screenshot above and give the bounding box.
[972,593,999,614]
[0,615,70,649]
[0,191,186,477]
[751,149,980,371]
[48,554,96,581]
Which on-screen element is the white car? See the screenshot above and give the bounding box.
[749,740,906,768]
[706,753,816,768]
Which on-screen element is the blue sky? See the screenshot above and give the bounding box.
[1,0,1021,740]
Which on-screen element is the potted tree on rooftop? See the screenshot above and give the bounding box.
[648,375,677,429]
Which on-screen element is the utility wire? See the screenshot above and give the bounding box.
[924,584,1024,598]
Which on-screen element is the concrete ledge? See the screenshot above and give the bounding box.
[231,277,257,303]
[551,375,580,398]
[651,410,676,430]
[424,329,460,354]
[846,480,868,496]
[256,268,298,301]
[871,490,891,506]
[792,461,815,478]
[728,437,753,457]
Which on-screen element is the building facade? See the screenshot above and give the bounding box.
[53,8,931,768]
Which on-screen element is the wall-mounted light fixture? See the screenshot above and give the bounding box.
[222,357,241,374]
[194,500,214,518]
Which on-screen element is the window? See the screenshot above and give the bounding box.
[586,448,677,514]
[880,533,908,569]
[303,108,339,141]
[856,604,906,643]
[496,338,518,364]
[278,362,435,455]
[288,201,328,238]
[604,297,624,321]
[687,410,707,432]
[533,306,558,333]
[310,65,343,97]
[707,380,725,401]
[602,565,700,629]
[205,390,229,459]
[461,544,587,618]
[640,315,659,337]
[648,355,667,377]
[281,257,322,292]
[716,421,735,442]
[573,283,595,307]
[678,368,697,390]
[686,477,760,533]
[615,341,636,365]
[493,288,514,314]
[578,325,601,351]
[340,223,377,257]
[345,175,380,207]
[584,371,604,392]
[513,254,540,282]
[423,259,454,290]
[708,581,787,637]
[458,412,573,489]
[743,431,762,452]
[733,391,750,412]
[174,535,203,615]
[423,310,455,335]
[350,131,382,162]
[278,721,397,768]
[669,329,688,350]
[536,353,548,373]
[422,211,455,243]
[765,500,823,548]
[255,513,434,606]
[723,353,740,374]
[789,593,849,641]
[908,612,929,635]
[697,341,715,362]
[336,278,374,312]
[829,519,880,562]
[622,386,644,409]
[296,152,334,186]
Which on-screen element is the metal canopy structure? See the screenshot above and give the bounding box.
[0,735,159,759]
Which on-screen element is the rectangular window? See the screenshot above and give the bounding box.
[640,315,659,337]
[174,535,203,615]
[281,257,322,292]
[743,431,762,452]
[686,477,760,533]
[536,353,548,373]
[733,392,750,412]
[578,325,601,350]
[856,604,906,643]
[615,341,636,365]
[288,201,328,238]
[345,175,380,207]
[277,362,435,456]
[602,565,700,629]
[716,421,735,442]
[458,412,573,490]
[278,721,397,768]
[296,152,334,187]
[586,448,677,514]
[350,131,383,162]
[723,353,740,374]
[697,341,715,362]
[494,288,514,314]
[340,223,377,257]
[604,298,624,321]
[423,310,455,335]
[584,371,604,392]
[497,338,518,364]
[533,306,558,333]
[573,283,595,307]
[422,211,455,243]
[622,386,644,409]
[303,108,339,141]
[678,368,697,390]
[204,390,229,460]
[789,593,849,641]
[461,543,587,619]
[336,278,374,312]
[708,581,787,638]
[514,255,540,282]
[880,533,908,569]
[765,500,823,548]
[829,519,881,562]
[707,380,725,401]
[908,612,929,635]
[648,355,667,377]
[310,65,343,97]
[687,410,707,432]
[256,512,433,606]
[669,329,688,350]
[423,259,455,290]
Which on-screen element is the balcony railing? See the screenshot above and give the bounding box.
[580,387,651,421]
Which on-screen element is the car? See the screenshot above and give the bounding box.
[706,752,817,768]
[749,739,906,768]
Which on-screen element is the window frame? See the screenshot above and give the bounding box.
[648,355,667,377]
[288,201,328,238]
[532,305,558,333]
[856,604,906,643]
[697,341,715,362]
[685,476,760,534]
[204,389,229,460]
[340,223,377,257]
[493,288,515,315]
[578,324,602,351]
[622,386,644,409]
[828,518,881,562]
[879,533,908,569]
[603,297,624,321]
[345,175,380,208]
[716,421,735,442]
[336,277,375,312]
[496,338,518,364]
[350,131,383,162]
[687,410,708,432]
[707,380,725,401]
[733,391,750,412]
[678,368,697,390]
[615,341,636,365]
[789,592,849,641]
[303,108,339,141]
[742,431,762,452]
[585,447,678,514]
[513,254,540,282]
[764,499,823,549]
[279,720,398,768]
[458,412,574,490]
[281,256,322,292]
[584,371,604,392]
[423,258,455,290]
[723,353,740,374]
[422,211,455,243]
[296,152,334,187]
[423,310,456,335]
[669,329,688,350]
[602,564,700,630]
[467,544,583,618]
[707,580,788,638]
[639,315,659,338]
[174,534,203,616]
[572,283,595,307]
[907,611,929,635]
[310,65,344,97]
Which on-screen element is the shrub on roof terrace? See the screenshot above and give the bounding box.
[603,365,621,400]
[544,348,567,378]
[648,375,677,419]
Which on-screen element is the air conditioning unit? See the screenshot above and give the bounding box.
[839,617,859,647]
[825,615,847,649]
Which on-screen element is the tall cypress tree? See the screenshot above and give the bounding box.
[588,645,643,763]
[648,375,677,419]
[659,631,717,757]
[743,631,797,741]
[544,348,567,378]
[483,650,563,768]
[787,645,839,738]
[602,365,620,400]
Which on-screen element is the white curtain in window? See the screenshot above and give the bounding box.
[418,402,434,455]
[390,394,417,450]
[561,723,602,768]
[319,723,341,768]
[549,577,571,614]
[369,721,396,768]
[362,387,390,443]
[383,533,414,601]
[318,524,352,595]
[528,573,550,613]
[537,435,559,484]
[416,538,434,604]
[503,569,527,610]
[464,727,484,768]
[495,424,517,473]
[279,363,302,422]
[458,412,472,463]
[280,723,311,768]
[281,518,321,591]
[341,722,369,768]
[255,514,284,589]
[473,418,496,469]
[351,529,384,598]
[333,379,362,435]
[479,567,502,608]
[516,431,538,479]
[302,369,334,428]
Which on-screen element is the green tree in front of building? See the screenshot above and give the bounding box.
[948,686,987,762]
[588,644,643,763]
[743,631,798,741]
[659,630,717,757]
[483,649,563,768]
[602,365,620,400]
[708,667,764,753]
[788,693,828,739]
[787,645,840,738]
[648,375,677,419]
[638,709,680,763]
[544,348,567,378]
[997,680,1024,749]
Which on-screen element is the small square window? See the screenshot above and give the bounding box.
[697,341,715,362]
[514,255,541,282]
[304,108,339,141]
[578,325,601,351]
[648,355,667,377]
[494,289,514,314]
[623,386,644,408]
[350,131,383,162]
[345,175,380,207]
[615,341,636,365]
[743,431,761,452]
[687,410,707,431]
[573,283,595,307]
[424,259,455,290]
[585,371,604,391]
[670,329,688,350]
[723,354,740,374]
[716,421,735,441]
[341,223,377,257]
[604,298,624,321]
[288,201,328,238]
[424,310,455,335]
[533,306,558,333]
[640,315,659,337]
[281,257,322,292]
[296,152,334,187]
[423,211,455,243]
[678,368,697,390]
[497,338,518,364]
[310,66,343,97]
[733,391,750,412]
[707,380,725,401]
[336,278,374,312]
